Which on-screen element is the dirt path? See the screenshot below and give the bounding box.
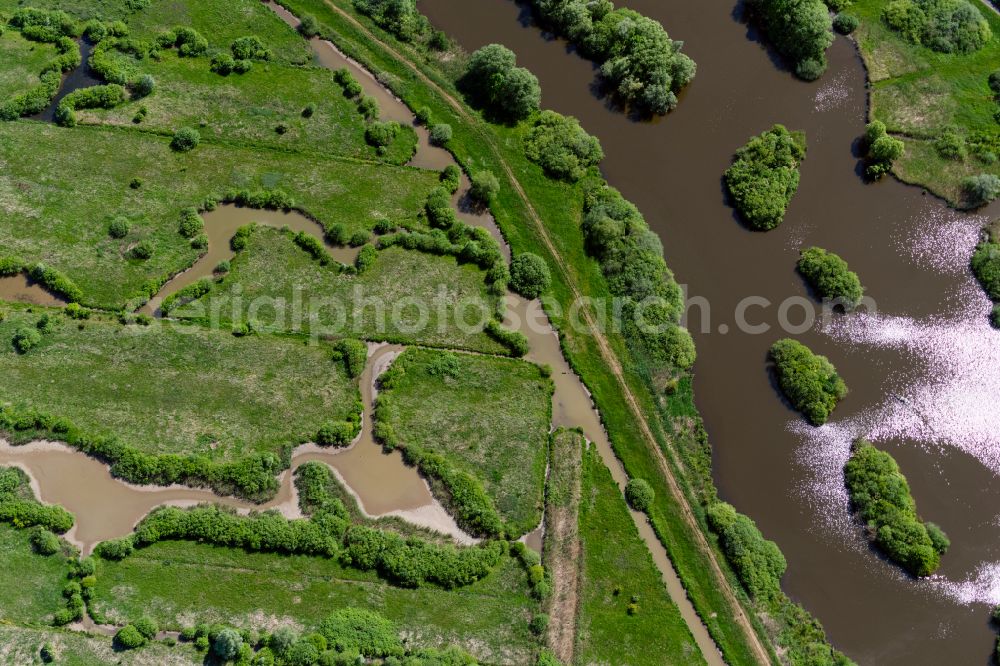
[544,430,583,663]
[315,2,770,663]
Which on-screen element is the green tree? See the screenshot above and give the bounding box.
[769,338,847,425]
[469,170,500,204]
[724,124,806,230]
[624,478,654,511]
[509,252,551,299]
[213,628,243,661]
[797,246,864,308]
[460,44,541,120]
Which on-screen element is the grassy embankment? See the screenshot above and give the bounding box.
[171,226,505,353]
[0,29,56,101]
[0,122,436,309]
[0,624,202,666]
[274,0,778,661]
[375,347,552,538]
[0,306,358,460]
[851,0,1000,205]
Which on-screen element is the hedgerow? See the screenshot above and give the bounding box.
[844,439,949,576]
[160,278,214,314]
[26,263,83,303]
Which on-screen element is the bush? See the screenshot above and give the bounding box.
[526,1,695,114]
[108,216,131,239]
[883,0,991,53]
[12,327,42,354]
[963,173,1000,205]
[440,165,461,193]
[485,319,529,357]
[29,527,61,555]
[357,94,378,119]
[213,628,243,660]
[210,53,237,75]
[130,240,154,260]
[133,616,158,640]
[95,536,135,560]
[863,121,904,179]
[530,613,550,635]
[40,643,55,663]
[769,338,847,425]
[365,120,400,148]
[934,128,966,160]
[706,501,786,600]
[796,246,864,308]
[415,105,432,125]
[624,478,655,511]
[231,36,270,60]
[469,170,500,204]
[333,68,362,98]
[524,110,603,181]
[318,608,403,657]
[114,624,147,650]
[459,44,540,121]
[177,207,204,239]
[132,73,155,98]
[299,14,320,38]
[971,241,1000,300]
[353,0,422,40]
[170,127,201,152]
[333,338,368,378]
[429,123,452,146]
[355,244,378,273]
[302,102,317,118]
[746,0,834,80]
[833,13,860,34]
[509,253,551,299]
[845,439,948,576]
[724,124,806,230]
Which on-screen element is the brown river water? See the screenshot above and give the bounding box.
[419,0,1000,663]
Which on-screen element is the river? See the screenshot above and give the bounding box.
[419,0,1000,663]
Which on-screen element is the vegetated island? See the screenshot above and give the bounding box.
[844,439,950,576]
[972,220,1000,327]
[797,246,865,309]
[744,0,835,80]
[769,338,847,426]
[725,124,806,231]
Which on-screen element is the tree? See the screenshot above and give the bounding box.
[769,338,847,425]
[299,14,320,37]
[624,478,654,511]
[509,253,551,299]
[469,170,500,204]
[170,127,200,152]
[133,617,158,640]
[132,74,155,98]
[747,0,834,80]
[460,44,540,121]
[797,246,864,308]
[429,123,452,146]
[114,624,146,650]
[724,124,806,230]
[833,13,859,34]
[964,173,1000,205]
[213,628,243,660]
[524,110,603,181]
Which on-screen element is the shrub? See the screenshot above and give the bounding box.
[170,127,201,152]
[485,319,529,357]
[178,207,204,238]
[524,110,603,181]
[130,240,154,260]
[964,173,1000,205]
[333,338,368,378]
[318,608,403,657]
[213,628,243,660]
[459,44,540,121]
[299,14,320,38]
[302,102,317,118]
[845,439,948,576]
[746,0,834,80]
[353,0,421,40]
[526,1,695,114]
[95,536,135,560]
[469,170,500,204]
[269,627,298,656]
[509,253,551,299]
[863,121,904,179]
[833,13,860,34]
[796,246,864,308]
[133,617,158,640]
[530,613,550,635]
[415,105,432,125]
[365,120,400,148]
[706,501,787,600]
[108,216,131,238]
[210,53,237,75]
[725,124,806,230]
[769,338,847,425]
[40,643,55,663]
[971,241,1000,300]
[624,478,655,512]
[934,129,966,160]
[12,327,42,354]
[883,0,991,53]
[355,244,378,274]
[440,164,461,193]
[231,36,270,60]
[292,231,331,265]
[429,123,452,146]
[357,94,379,120]
[132,74,155,99]
[333,68,362,98]
[284,640,319,665]
[114,624,147,650]
[29,527,61,555]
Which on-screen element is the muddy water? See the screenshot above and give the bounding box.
[421,0,1000,663]
[31,39,101,123]
[0,344,469,554]
[0,275,65,306]
[142,205,359,314]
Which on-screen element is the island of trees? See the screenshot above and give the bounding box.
[769,338,847,426]
[797,247,865,309]
[844,439,950,576]
[725,124,806,231]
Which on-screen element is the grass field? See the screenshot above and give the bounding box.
[0,122,436,308]
[172,226,505,353]
[575,444,705,665]
[92,539,539,664]
[0,306,358,460]
[0,525,72,625]
[79,50,418,165]
[378,348,552,537]
[0,30,56,103]
[0,0,138,21]
[0,624,202,666]
[851,0,1000,204]
[126,0,313,66]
